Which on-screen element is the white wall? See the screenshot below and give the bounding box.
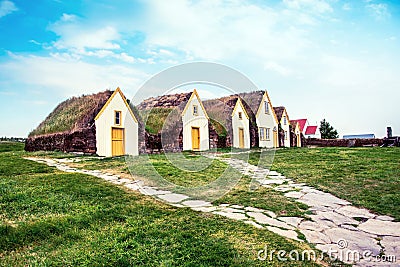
[256,94,278,148]
[95,91,138,157]
[232,101,250,149]
[182,95,209,151]
[281,114,291,147]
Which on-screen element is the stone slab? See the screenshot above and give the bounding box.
[157,193,189,203]
[277,217,303,227]
[247,212,294,230]
[336,206,375,219]
[358,219,400,237]
[182,200,212,208]
[324,228,381,256]
[213,211,247,221]
[284,191,305,199]
[300,229,331,244]
[266,226,299,241]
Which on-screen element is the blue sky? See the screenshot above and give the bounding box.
[0,0,399,138]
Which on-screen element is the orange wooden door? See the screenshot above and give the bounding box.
[191,127,200,150]
[273,131,278,148]
[112,128,125,156]
[239,128,244,148]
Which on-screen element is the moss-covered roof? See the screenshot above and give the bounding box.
[136,92,193,135]
[29,90,113,137]
[138,107,175,134]
[273,106,286,122]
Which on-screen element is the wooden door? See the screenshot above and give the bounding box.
[239,128,244,148]
[273,131,278,148]
[297,134,301,147]
[191,127,200,150]
[112,128,125,156]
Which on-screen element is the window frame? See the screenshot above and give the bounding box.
[264,101,269,114]
[284,130,288,140]
[115,110,122,126]
[266,128,270,140]
[193,105,198,116]
[238,112,243,120]
[259,127,266,141]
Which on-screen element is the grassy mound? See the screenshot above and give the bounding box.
[29,91,112,137]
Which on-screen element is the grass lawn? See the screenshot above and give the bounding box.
[248,147,400,221]
[64,152,307,216]
[0,143,321,266]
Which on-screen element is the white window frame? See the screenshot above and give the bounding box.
[264,101,269,114]
[259,127,266,141]
[193,105,198,116]
[115,110,121,126]
[284,130,288,140]
[266,128,270,140]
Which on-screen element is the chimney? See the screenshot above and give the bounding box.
[387,127,392,138]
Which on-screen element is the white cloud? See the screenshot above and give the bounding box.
[141,0,312,64]
[0,0,17,18]
[51,25,121,50]
[283,0,333,14]
[49,14,121,53]
[264,61,292,76]
[0,53,148,97]
[342,3,351,11]
[366,3,390,20]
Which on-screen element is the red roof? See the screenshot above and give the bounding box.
[291,119,307,132]
[305,126,318,135]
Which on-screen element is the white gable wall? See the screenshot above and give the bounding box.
[280,113,291,147]
[95,92,138,157]
[182,94,209,151]
[256,94,278,148]
[232,101,250,149]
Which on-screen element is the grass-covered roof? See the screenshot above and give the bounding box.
[29,90,113,137]
[136,92,193,135]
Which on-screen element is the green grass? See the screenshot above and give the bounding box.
[139,107,175,134]
[0,143,320,266]
[214,176,309,217]
[0,142,24,153]
[29,91,111,137]
[249,147,400,221]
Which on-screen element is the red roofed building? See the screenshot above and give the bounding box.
[291,119,308,134]
[305,125,320,138]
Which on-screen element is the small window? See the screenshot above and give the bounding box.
[284,130,288,140]
[238,112,243,120]
[266,128,270,140]
[259,127,266,141]
[264,101,269,114]
[193,105,198,115]
[283,116,287,125]
[115,111,121,125]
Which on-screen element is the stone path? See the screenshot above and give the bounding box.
[25,156,399,266]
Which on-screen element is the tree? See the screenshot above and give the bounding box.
[319,119,339,139]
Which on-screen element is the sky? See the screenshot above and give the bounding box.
[0,0,399,138]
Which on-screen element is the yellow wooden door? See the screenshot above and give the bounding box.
[191,127,200,150]
[239,128,244,148]
[297,134,301,147]
[273,131,278,148]
[112,128,125,156]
